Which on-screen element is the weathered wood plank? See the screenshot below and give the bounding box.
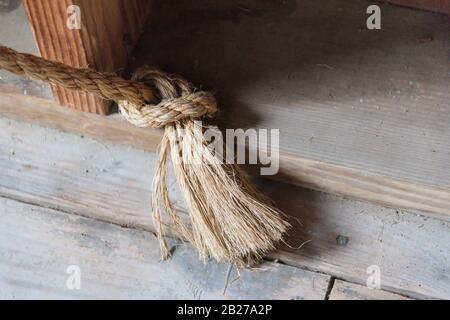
[23,0,152,114]
[0,116,448,299]
[0,93,162,152]
[1,92,450,220]
[329,280,411,300]
[269,186,450,300]
[0,196,330,300]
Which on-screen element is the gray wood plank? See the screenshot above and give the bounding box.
[269,184,450,300]
[1,93,449,219]
[0,117,448,299]
[329,280,411,300]
[1,0,450,218]
[0,197,330,300]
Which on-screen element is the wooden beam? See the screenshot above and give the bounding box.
[0,93,162,152]
[1,92,450,220]
[0,111,448,299]
[23,0,152,115]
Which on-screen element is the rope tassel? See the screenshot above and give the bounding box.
[0,45,290,266]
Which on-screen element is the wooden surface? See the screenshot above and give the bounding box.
[23,0,152,114]
[2,90,450,222]
[0,93,163,152]
[2,0,450,217]
[329,280,410,300]
[130,0,450,217]
[0,0,448,300]
[0,114,448,299]
[0,196,331,299]
[2,80,448,222]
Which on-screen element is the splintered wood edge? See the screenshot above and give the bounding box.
[1,92,449,220]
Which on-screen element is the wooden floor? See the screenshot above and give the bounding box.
[0,0,449,300]
[0,115,448,299]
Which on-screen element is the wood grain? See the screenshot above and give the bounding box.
[0,196,330,299]
[2,91,450,220]
[0,93,163,152]
[329,280,411,300]
[0,115,448,299]
[4,0,450,218]
[23,0,152,114]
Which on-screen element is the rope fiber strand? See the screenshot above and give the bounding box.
[0,44,290,267]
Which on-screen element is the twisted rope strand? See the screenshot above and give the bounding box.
[0,45,154,105]
[0,45,217,128]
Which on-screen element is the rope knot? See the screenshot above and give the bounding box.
[118,66,218,128]
[0,45,290,266]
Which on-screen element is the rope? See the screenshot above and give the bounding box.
[0,45,217,128]
[0,44,289,267]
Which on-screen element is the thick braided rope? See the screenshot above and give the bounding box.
[0,45,217,127]
[118,67,218,128]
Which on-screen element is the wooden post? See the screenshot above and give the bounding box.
[23,0,152,115]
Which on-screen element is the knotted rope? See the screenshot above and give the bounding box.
[118,67,217,128]
[0,45,290,267]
